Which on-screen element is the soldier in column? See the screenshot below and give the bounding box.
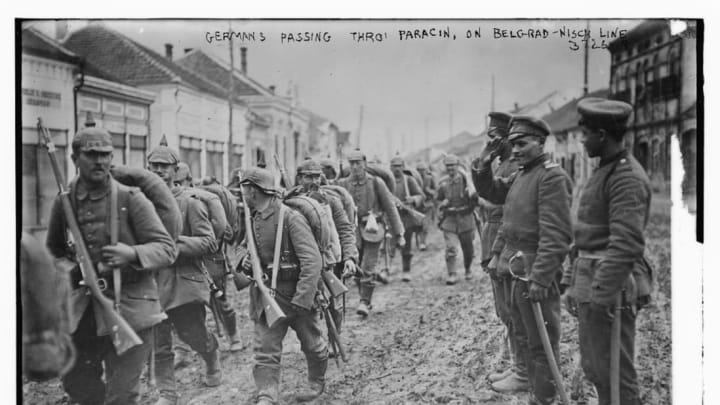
[147,143,223,405]
[472,116,572,405]
[476,112,528,387]
[294,158,359,333]
[389,155,425,282]
[175,163,244,352]
[238,167,327,404]
[415,161,437,251]
[564,98,653,405]
[46,127,177,405]
[337,149,404,317]
[436,154,477,285]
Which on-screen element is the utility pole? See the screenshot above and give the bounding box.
[227,21,235,178]
[583,20,590,96]
[355,105,364,149]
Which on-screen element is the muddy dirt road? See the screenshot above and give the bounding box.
[23,195,671,405]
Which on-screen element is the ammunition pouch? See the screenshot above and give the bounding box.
[443,205,473,216]
[264,263,300,282]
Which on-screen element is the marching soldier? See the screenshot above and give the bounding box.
[294,158,359,333]
[472,116,573,405]
[563,98,652,405]
[436,154,477,285]
[175,163,244,352]
[147,145,223,405]
[46,127,177,405]
[238,167,327,404]
[337,149,404,317]
[415,161,437,251]
[476,112,527,386]
[389,155,425,282]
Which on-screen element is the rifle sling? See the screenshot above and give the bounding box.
[109,180,121,311]
[270,204,287,292]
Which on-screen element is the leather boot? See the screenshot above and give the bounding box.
[202,349,222,387]
[296,381,325,402]
[445,257,458,285]
[491,372,529,392]
[357,282,375,317]
[228,333,244,352]
[488,368,513,382]
[401,255,412,282]
[465,266,473,280]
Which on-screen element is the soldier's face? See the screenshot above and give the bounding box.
[445,164,457,177]
[300,173,322,191]
[349,160,365,176]
[73,150,112,185]
[148,162,177,186]
[511,136,543,166]
[580,126,604,158]
[391,164,404,177]
[241,185,258,208]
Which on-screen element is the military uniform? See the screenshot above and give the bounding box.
[337,150,404,315]
[46,128,177,405]
[390,156,425,278]
[565,98,652,405]
[148,151,223,404]
[294,159,359,333]
[473,116,572,405]
[416,162,437,249]
[475,111,527,383]
[240,168,327,404]
[436,154,477,284]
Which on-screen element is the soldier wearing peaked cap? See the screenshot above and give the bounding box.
[415,161,437,251]
[237,166,328,404]
[389,155,424,282]
[46,127,177,405]
[563,98,652,405]
[147,143,224,404]
[472,115,572,404]
[436,154,478,285]
[292,158,358,334]
[337,149,404,318]
[474,111,527,387]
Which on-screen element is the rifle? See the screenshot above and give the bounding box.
[37,118,142,355]
[322,268,349,298]
[318,283,348,366]
[240,189,287,328]
[376,232,391,285]
[199,261,228,337]
[274,154,292,190]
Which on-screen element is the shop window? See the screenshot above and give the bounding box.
[206,140,225,184]
[111,132,126,165]
[179,135,202,180]
[128,135,147,169]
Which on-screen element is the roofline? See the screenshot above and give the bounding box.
[177,49,273,97]
[82,75,157,104]
[22,27,82,65]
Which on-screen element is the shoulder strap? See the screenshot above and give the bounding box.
[402,174,409,197]
[270,204,287,291]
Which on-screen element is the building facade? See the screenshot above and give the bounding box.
[608,19,699,186]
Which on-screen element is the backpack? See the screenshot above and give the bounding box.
[321,184,357,225]
[186,187,229,243]
[283,188,341,268]
[365,163,395,194]
[199,183,239,243]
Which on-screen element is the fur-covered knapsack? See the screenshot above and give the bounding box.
[283,189,341,268]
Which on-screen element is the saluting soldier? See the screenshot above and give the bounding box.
[389,155,425,281]
[415,161,437,251]
[472,116,572,405]
[46,127,177,405]
[337,149,405,317]
[475,112,527,386]
[563,98,653,405]
[293,158,359,334]
[147,144,223,405]
[238,167,327,404]
[436,154,477,285]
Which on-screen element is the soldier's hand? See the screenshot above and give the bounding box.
[562,293,578,317]
[397,235,406,248]
[527,281,549,301]
[101,243,138,268]
[343,259,357,277]
[487,254,499,271]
